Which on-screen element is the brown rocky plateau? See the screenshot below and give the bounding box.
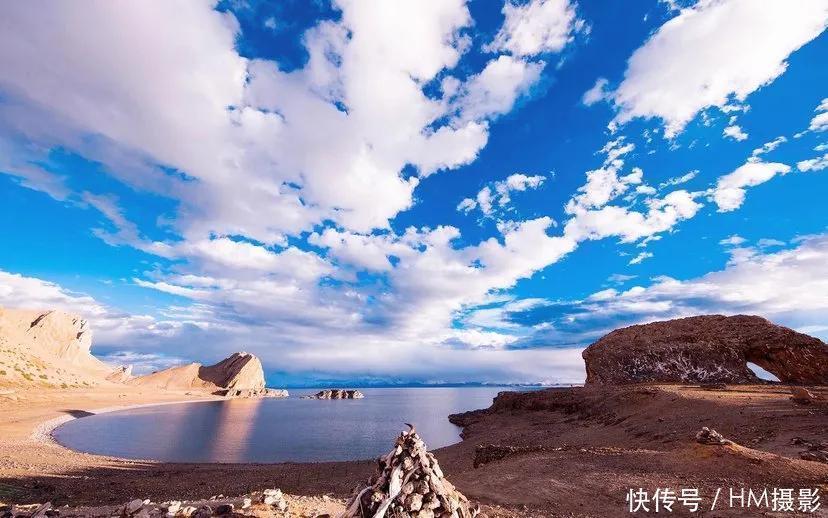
[582,314,828,385]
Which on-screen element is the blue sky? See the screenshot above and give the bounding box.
[0,0,827,386]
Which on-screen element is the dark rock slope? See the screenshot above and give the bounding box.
[582,314,828,385]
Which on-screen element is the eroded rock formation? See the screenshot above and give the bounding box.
[0,308,113,386]
[582,314,828,385]
[302,389,365,399]
[132,352,288,398]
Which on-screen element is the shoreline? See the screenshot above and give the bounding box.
[31,396,225,448]
[3,383,828,517]
[38,388,477,465]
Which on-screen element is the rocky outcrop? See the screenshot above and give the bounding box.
[582,315,828,385]
[302,389,364,400]
[695,427,729,445]
[219,388,290,398]
[106,365,133,383]
[199,352,266,392]
[0,308,112,385]
[132,352,288,398]
[3,488,342,517]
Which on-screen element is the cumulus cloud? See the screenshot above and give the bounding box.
[797,153,828,172]
[609,0,828,137]
[508,233,828,347]
[485,0,586,57]
[451,56,545,123]
[0,269,189,352]
[1,1,821,384]
[582,77,611,106]
[808,98,828,132]
[458,173,546,216]
[711,160,791,211]
[577,235,828,339]
[723,124,748,141]
[0,0,548,244]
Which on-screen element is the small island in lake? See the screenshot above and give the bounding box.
[301,388,365,400]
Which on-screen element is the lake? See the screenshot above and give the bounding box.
[53,387,516,463]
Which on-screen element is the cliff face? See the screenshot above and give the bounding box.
[0,308,116,386]
[0,307,285,396]
[199,352,266,392]
[582,314,828,385]
[131,352,285,398]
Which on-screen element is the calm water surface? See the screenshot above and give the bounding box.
[54,387,515,463]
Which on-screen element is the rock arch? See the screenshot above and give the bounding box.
[582,315,828,385]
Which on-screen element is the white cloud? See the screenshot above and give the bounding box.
[629,251,653,265]
[485,0,586,57]
[751,135,787,158]
[452,55,544,123]
[0,266,591,383]
[607,273,637,284]
[568,234,828,341]
[719,235,747,246]
[0,0,545,245]
[458,173,546,216]
[0,270,185,350]
[97,351,188,375]
[711,160,791,212]
[564,189,702,243]
[566,164,642,212]
[582,77,610,106]
[609,0,828,137]
[808,98,828,132]
[723,124,748,141]
[658,170,697,188]
[797,153,828,172]
[757,238,785,248]
[564,139,640,213]
[2,1,822,383]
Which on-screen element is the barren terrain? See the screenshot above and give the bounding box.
[2,384,827,516]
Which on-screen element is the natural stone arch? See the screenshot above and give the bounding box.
[582,315,828,385]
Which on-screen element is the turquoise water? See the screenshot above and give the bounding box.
[53,387,513,463]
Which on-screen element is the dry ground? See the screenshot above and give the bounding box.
[1,384,827,517]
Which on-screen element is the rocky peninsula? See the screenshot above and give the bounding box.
[131,352,288,399]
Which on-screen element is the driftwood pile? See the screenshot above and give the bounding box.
[340,425,478,518]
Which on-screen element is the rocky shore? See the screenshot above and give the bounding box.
[1,488,342,518]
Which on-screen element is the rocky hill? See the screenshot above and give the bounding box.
[582,314,828,385]
[0,307,286,397]
[131,352,287,398]
[0,308,119,387]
